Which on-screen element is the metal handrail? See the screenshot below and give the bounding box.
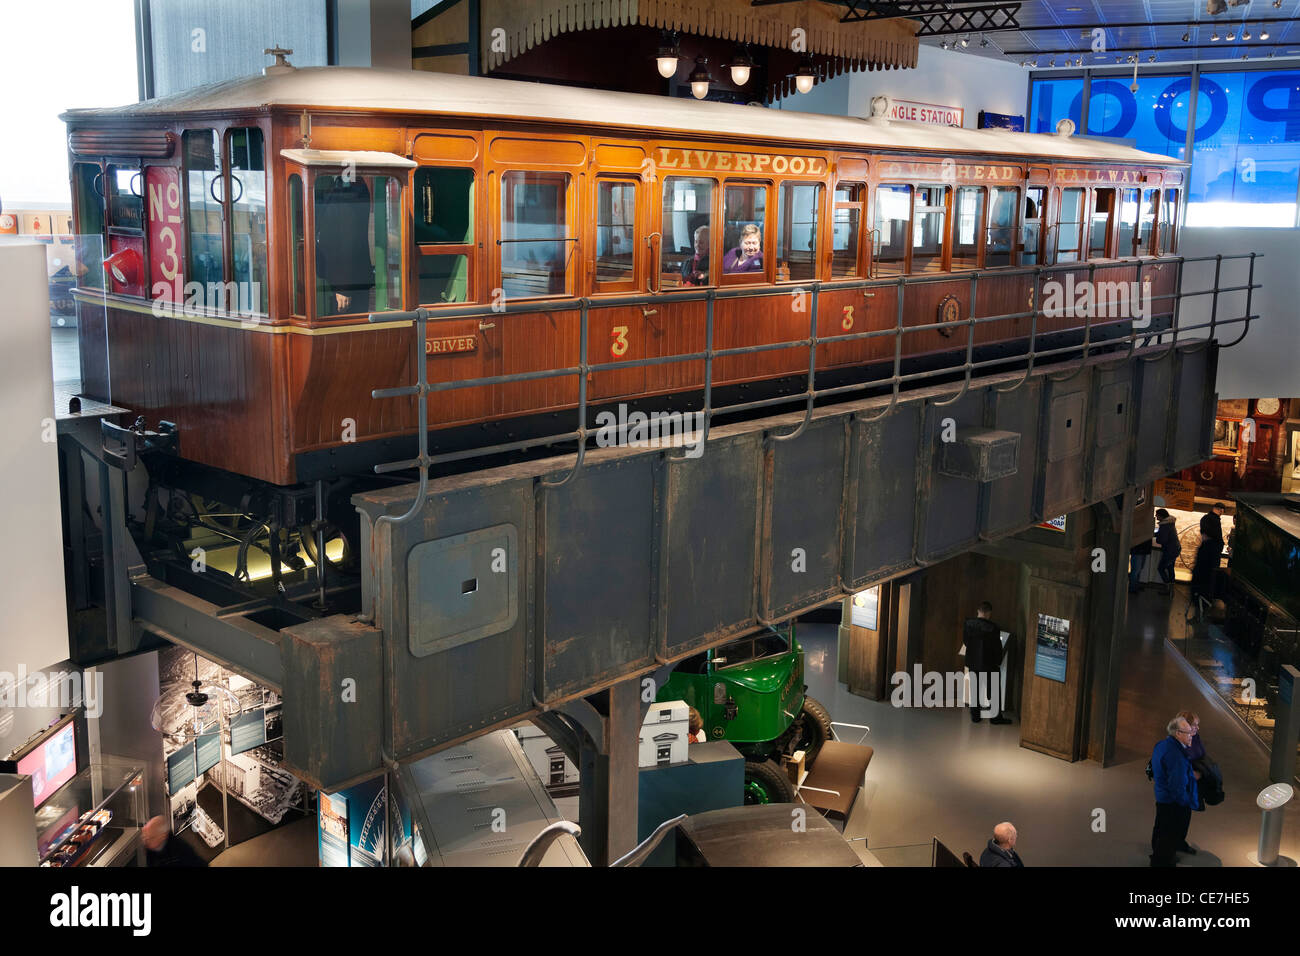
[367,253,1262,505]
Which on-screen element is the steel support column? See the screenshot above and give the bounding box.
[1085,490,1134,767]
[572,678,641,865]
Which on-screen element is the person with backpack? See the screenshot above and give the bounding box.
[1179,709,1225,809]
[1149,715,1200,866]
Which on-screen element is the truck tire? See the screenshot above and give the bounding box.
[743,759,796,805]
[798,696,833,768]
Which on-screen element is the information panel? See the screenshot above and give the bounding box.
[1034,614,1070,683]
[230,708,266,756]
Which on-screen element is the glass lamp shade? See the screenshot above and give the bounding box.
[151,679,240,740]
[730,64,751,86]
[795,73,816,94]
[656,56,678,78]
[688,56,711,99]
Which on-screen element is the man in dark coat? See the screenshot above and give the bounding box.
[979,822,1025,867]
[1199,502,1226,547]
[314,175,374,315]
[1191,532,1221,607]
[963,601,1008,724]
[142,815,206,867]
[1150,716,1200,866]
[1154,509,1181,595]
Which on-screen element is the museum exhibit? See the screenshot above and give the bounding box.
[2,0,1299,932]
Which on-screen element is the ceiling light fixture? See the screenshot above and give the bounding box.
[960,35,969,48]
[689,56,712,99]
[655,33,680,79]
[728,46,754,86]
[1211,32,1220,41]
[793,54,817,94]
[1182,32,1191,42]
[980,37,989,47]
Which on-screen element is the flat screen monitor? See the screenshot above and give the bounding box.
[230,707,266,756]
[166,746,196,793]
[16,719,77,808]
[195,721,222,777]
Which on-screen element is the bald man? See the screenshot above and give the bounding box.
[142,815,205,867]
[978,822,1025,867]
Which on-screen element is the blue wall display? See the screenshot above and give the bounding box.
[166,746,196,793]
[979,110,1025,132]
[318,791,350,867]
[1030,70,1300,223]
[195,721,221,776]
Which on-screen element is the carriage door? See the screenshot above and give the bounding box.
[587,176,646,401]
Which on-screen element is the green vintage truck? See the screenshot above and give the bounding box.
[658,624,832,804]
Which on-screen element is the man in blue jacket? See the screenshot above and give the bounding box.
[1150,715,1200,866]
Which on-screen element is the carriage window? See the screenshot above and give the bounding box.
[73,164,105,290]
[107,165,143,230]
[832,182,864,278]
[661,177,714,288]
[416,167,475,305]
[952,186,984,270]
[986,187,1018,268]
[184,130,224,288]
[1022,187,1045,266]
[1055,187,1084,263]
[911,185,947,274]
[501,171,570,298]
[1117,188,1140,257]
[722,184,766,276]
[314,172,403,316]
[873,184,910,277]
[595,179,636,287]
[1162,189,1179,254]
[1137,188,1158,255]
[228,128,267,313]
[416,167,474,244]
[777,182,820,282]
[288,174,305,316]
[1089,188,1115,259]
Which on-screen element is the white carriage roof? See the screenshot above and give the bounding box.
[64,66,1184,166]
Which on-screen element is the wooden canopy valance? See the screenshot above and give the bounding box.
[415,0,920,82]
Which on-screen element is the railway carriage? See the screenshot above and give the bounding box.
[62,64,1186,601]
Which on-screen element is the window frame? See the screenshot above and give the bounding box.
[831,180,867,280]
[496,168,577,301]
[658,174,719,291]
[1053,186,1086,265]
[414,163,479,307]
[951,185,987,272]
[306,165,410,322]
[592,175,641,294]
[909,182,951,275]
[225,126,268,315]
[870,182,910,278]
[719,179,773,286]
[985,185,1020,269]
[1022,186,1046,265]
[1087,187,1117,260]
[775,180,824,284]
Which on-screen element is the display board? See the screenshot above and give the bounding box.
[1033,614,1070,683]
[15,720,76,808]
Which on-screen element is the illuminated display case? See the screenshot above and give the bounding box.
[36,757,145,868]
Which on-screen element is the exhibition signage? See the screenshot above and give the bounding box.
[318,792,350,867]
[1034,613,1070,683]
[1154,477,1196,511]
[979,110,1025,132]
[885,98,964,128]
[1037,515,1067,533]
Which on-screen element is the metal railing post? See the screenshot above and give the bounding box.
[542,297,592,487]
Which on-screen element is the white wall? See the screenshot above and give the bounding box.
[0,244,73,757]
[777,46,1028,128]
[1176,227,1300,401]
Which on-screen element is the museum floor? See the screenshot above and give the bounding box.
[801,585,1300,867]
[206,580,1300,867]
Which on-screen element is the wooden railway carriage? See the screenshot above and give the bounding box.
[63,65,1186,493]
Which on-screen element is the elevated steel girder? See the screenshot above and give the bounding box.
[264,341,1223,791]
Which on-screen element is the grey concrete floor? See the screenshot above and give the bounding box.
[801,583,1300,867]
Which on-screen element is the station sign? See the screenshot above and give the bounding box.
[884,98,965,128]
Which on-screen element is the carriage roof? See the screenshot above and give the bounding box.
[63,66,1184,167]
